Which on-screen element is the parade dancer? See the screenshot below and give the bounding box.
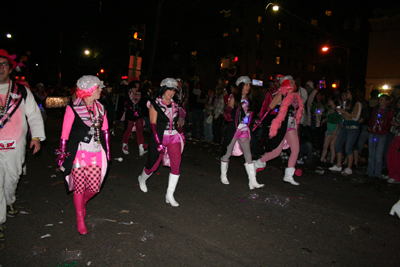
[220,76,264,190]
[138,78,185,207]
[122,79,147,156]
[56,75,110,235]
[0,49,45,241]
[253,75,304,185]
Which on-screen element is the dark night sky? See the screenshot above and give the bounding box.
[2,0,399,87]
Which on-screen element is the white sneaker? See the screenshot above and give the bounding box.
[341,168,352,176]
[388,178,400,184]
[329,165,342,172]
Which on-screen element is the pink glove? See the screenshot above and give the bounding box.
[55,139,70,168]
[150,123,165,154]
[224,106,233,122]
[102,130,111,161]
[177,126,185,145]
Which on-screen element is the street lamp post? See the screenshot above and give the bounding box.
[255,3,279,78]
[322,46,350,89]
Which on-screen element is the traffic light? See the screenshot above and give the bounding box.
[100,69,105,74]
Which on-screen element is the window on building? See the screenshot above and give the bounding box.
[278,22,282,30]
[191,51,197,60]
[274,56,281,65]
[325,10,332,17]
[223,32,229,37]
[235,26,243,37]
[311,19,318,26]
[308,63,316,72]
[257,15,263,23]
[275,39,282,48]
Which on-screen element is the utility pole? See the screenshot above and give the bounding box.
[147,0,162,80]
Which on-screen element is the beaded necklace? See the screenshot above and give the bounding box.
[84,100,102,144]
[373,106,388,133]
[0,81,12,128]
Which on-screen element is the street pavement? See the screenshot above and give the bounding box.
[1,109,400,267]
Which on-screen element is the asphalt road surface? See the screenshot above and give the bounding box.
[1,109,399,267]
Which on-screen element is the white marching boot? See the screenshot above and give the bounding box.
[245,162,265,190]
[220,161,229,185]
[166,173,180,207]
[253,159,266,172]
[138,169,152,192]
[139,144,147,156]
[283,167,299,185]
[390,200,400,218]
[122,143,129,154]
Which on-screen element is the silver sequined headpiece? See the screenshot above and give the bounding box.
[236,76,251,86]
[161,78,178,89]
[77,75,106,90]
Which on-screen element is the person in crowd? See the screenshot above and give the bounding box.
[253,75,304,185]
[122,79,147,156]
[366,95,393,178]
[353,89,370,168]
[211,77,226,145]
[298,126,313,163]
[111,79,129,136]
[176,78,187,128]
[383,85,400,170]
[329,87,362,175]
[309,90,326,153]
[387,99,400,184]
[137,78,185,207]
[258,75,284,149]
[33,83,48,121]
[204,83,215,142]
[368,89,380,109]
[0,49,45,241]
[56,75,110,235]
[188,76,205,140]
[100,86,117,137]
[295,77,308,126]
[319,95,342,165]
[220,76,264,189]
[140,81,151,130]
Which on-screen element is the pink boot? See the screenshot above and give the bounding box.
[73,193,88,235]
[83,190,96,217]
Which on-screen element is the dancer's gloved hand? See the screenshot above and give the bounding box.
[102,129,111,161]
[55,139,70,168]
[177,125,185,145]
[150,123,165,154]
[253,108,271,131]
[224,106,233,122]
